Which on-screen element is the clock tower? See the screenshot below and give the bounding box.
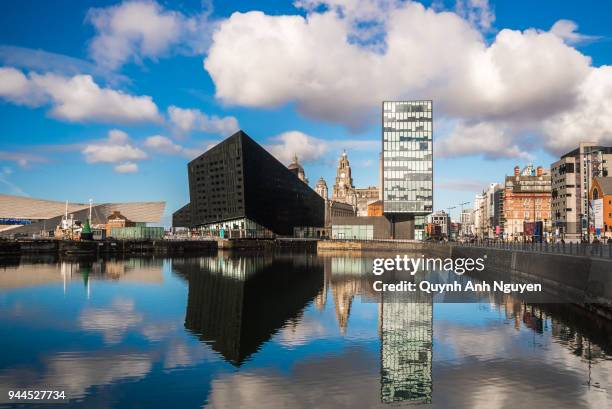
[332,150,356,205]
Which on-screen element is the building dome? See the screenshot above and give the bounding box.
[287,154,308,184]
[316,177,327,188]
[288,154,304,172]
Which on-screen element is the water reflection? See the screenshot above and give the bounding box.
[174,254,324,366]
[0,255,610,408]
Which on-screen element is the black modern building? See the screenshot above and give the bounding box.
[173,130,325,236]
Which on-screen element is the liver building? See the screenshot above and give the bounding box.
[332,151,380,216]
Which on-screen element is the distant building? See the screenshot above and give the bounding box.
[367,200,383,216]
[355,186,380,216]
[0,195,165,238]
[332,150,356,205]
[551,143,612,240]
[460,208,473,236]
[382,101,433,240]
[328,150,379,216]
[471,184,504,239]
[287,154,309,184]
[173,130,324,237]
[315,176,356,229]
[590,177,612,238]
[503,165,551,239]
[473,193,486,238]
[105,210,134,237]
[426,210,450,238]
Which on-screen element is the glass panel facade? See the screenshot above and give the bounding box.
[382,101,433,214]
[331,225,374,239]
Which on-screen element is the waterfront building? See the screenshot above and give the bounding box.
[0,194,165,238]
[287,154,309,184]
[355,186,380,216]
[332,151,356,205]
[472,193,486,238]
[590,177,612,238]
[426,210,450,238]
[367,200,383,216]
[460,208,474,237]
[551,143,612,240]
[172,130,324,237]
[105,210,133,237]
[314,177,357,230]
[382,101,433,240]
[486,183,504,238]
[503,165,552,239]
[331,151,380,215]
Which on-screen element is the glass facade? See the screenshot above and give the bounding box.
[174,131,325,236]
[331,225,374,240]
[382,101,433,214]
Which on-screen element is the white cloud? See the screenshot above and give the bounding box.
[144,134,201,158]
[0,150,47,167]
[204,2,608,158]
[266,130,378,164]
[0,45,129,86]
[455,0,495,31]
[549,19,600,45]
[542,65,612,155]
[82,129,147,173]
[114,162,139,173]
[167,105,239,136]
[86,0,214,70]
[0,67,161,123]
[266,131,328,164]
[435,122,532,160]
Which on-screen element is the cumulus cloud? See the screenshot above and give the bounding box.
[266,130,377,164]
[82,129,147,173]
[114,162,139,173]
[167,105,239,136]
[266,131,329,164]
[144,134,201,158]
[86,0,214,70]
[549,19,600,45]
[0,45,129,86]
[435,122,533,160]
[204,1,608,157]
[0,67,161,123]
[455,0,495,31]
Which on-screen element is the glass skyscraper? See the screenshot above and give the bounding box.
[382,101,433,238]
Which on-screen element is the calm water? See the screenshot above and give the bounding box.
[0,253,610,408]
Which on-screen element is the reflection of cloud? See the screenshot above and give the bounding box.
[276,316,329,347]
[0,353,151,403]
[206,349,380,409]
[141,322,177,342]
[79,297,143,344]
[163,340,217,370]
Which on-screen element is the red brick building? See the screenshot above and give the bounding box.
[503,165,552,238]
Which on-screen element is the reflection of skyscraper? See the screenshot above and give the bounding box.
[175,255,324,366]
[380,289,433,405]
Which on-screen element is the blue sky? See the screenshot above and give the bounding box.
[1,0,611,224]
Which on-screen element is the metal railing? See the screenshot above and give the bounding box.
[453,239,612,259]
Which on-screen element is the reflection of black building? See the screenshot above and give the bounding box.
[172,130,324,236]
[176,255,324,366]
